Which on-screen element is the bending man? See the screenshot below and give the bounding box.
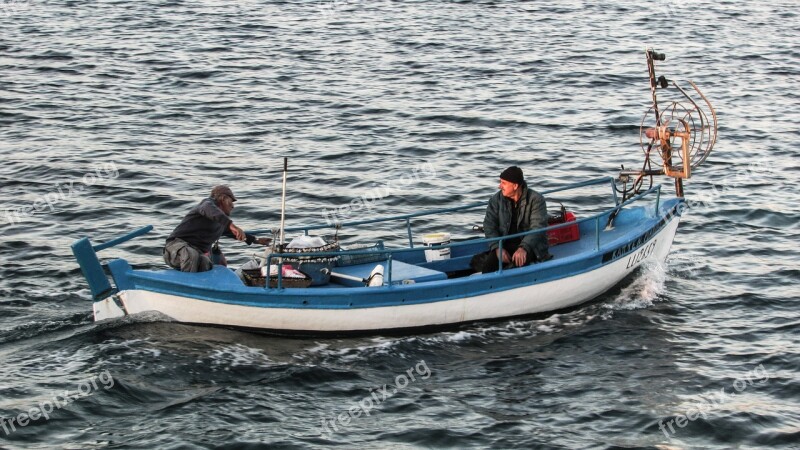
[163,185,270,272]
[471,166,552,273]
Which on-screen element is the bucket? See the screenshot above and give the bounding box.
[422,232,451,262]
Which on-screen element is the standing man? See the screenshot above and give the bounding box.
[471,166,552,273]
[163,185,270,272]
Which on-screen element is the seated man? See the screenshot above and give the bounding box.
[163,185,270,272]
[470,166,552,273]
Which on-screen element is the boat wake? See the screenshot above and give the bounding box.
[209,343,273,368]
[94,310,177,328]
[603,260,668,312]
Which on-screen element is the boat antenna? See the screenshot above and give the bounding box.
[279,157,288,248]
[617,48,718,200]
[260,157,289,270]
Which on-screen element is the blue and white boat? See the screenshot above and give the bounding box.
[71,50,716,335]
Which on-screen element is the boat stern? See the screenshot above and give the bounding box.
[93,295,128,321]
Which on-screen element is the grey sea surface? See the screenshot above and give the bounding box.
[1,0,798,448]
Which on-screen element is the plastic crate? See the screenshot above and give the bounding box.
[547,211,580,246]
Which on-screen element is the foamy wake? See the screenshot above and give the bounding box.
[604,260,668,312]
[209,343,273,368]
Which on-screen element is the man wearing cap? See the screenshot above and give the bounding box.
[470,166,552,273]
[163,185,270,272]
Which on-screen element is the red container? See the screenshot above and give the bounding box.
[547,211,580,246]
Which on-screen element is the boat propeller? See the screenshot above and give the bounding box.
[617,48,718,200]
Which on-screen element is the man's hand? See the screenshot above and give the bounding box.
[255,237,272,246]
[512,248,527,267]
[497,248,511,264]
[229,223,246,241]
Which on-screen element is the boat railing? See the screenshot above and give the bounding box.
[72,177,659,294]
[252,176,620,248]
[264,183,662,287]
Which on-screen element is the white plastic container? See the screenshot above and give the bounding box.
[422,233,451,262]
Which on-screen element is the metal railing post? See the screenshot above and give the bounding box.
[595,217,600,251]
[610,177,619,206]
[386,254,393,286]
[655,186,661,213]
[277,255,284,289]
[497,239,504,274]
[265,255,273,289]
[406,218,414,248]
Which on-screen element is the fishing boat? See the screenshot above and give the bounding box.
[71,50,717,335]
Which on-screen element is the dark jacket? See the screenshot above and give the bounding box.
[166,197,255,253]
[483,183,550,260]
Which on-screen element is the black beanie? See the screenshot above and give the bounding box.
[500,166,524,185]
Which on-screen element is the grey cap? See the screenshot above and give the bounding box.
[210,185,237,202]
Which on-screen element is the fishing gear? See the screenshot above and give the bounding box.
[618,48,718,201]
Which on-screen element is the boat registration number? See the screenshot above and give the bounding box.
[626,239,658,269]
